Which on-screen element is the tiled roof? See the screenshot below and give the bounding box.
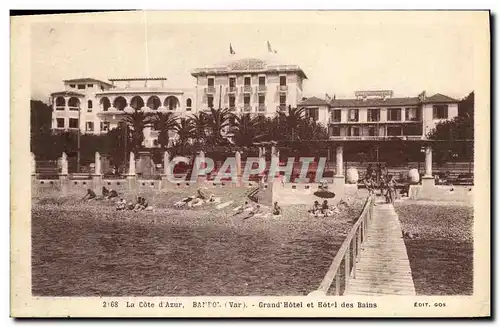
[424,93,458,103]
[63,78,113,87]
[299,96,328,106]
[329,97,420,108]
[50,91,85,97]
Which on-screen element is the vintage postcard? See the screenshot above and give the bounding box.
[11,10,490,318]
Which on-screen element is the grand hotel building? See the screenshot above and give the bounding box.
[49,53,460,146]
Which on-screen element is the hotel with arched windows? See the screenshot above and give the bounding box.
[49,53,461,147]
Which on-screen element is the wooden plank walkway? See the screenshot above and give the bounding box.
[344,202,416,296]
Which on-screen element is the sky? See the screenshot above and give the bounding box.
[29,11,482,102]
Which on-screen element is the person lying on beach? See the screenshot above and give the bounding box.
[108,189,118,200]
[232,201,251,216]
[116,198,127,211]
[272,201,282,216]
[174,196,195,207]
[242,204,262,220]
[82,188,96,201]
[206,194,221,204]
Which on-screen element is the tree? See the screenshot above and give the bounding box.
[276,106,305,141]
[172,118,194,155]
[231,113,263,146]
[121,109,153,152]
[297,118,329,141]
[154,112,178,148]
[205,107,231,146]
[30,100,52,135]
[189,112,208,146]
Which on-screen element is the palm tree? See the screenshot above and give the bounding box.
[122,109,153,152]
[298,118,329,140]
[231,113,263,146]
[153,112,178,148]
[276,106,306,141]
[205,107,231,146]
[189,112,208,146]
[172,118,194,154]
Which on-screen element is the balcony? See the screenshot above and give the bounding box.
[242,85,252,93]
[226,86,237,94]
[277,105,287,112]
[277,85,288,92]
[204,86,216,94]
[68,106,80,111]
[229,105,237,112]
[55,106,66,111]
[243,104,252,112]
[257,85,267,93]
[328,135,424,141]
[257,104,266,112]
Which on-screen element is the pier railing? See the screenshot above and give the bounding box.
[309,195,375,296]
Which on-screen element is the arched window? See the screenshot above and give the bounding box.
[147,96,161,110]
[55,96,65,107]
[87,100,93,109]
[130,96,145,110]
[113,97,127,111]
[68,97,80,110]
[164,96,180,110]
[100,97,111,111]
[186,98,192,108]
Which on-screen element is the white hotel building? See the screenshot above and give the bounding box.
[49,53,460,146]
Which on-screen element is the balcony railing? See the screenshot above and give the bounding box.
[205,86,216,94]
[257,105,266,112]
[277,85,288,92]
[69,106,80,111]
[55,106,65,111]
[328,135,424,141]
[242,85,252,93]
[229,105,237,112]
[257,85,267,93]
[243,104,252,112]
[226,86,237,93]
[277,105,287,111]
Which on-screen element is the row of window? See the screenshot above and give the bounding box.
[55,97,193,112]
[329,125,423,137]
[208,76,288,88]
[55,118,110,132]
[204,94,287,108]
[68,83,104,91]
[329,105,448,122]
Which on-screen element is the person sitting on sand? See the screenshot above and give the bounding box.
[308,201,321,215]
[116,198,127,211]
[197,187,207,200]
[127,201,135,210]
[102,186,109,198]
[82,188,96,201]
[272,201,282,216]
[321,200,334,217]
[134,197,145,211]
[242,204,261,220]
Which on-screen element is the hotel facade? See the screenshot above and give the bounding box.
[298,90,459,141]
[49,53,460,146]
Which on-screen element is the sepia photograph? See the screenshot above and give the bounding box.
[10,10,490,317]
